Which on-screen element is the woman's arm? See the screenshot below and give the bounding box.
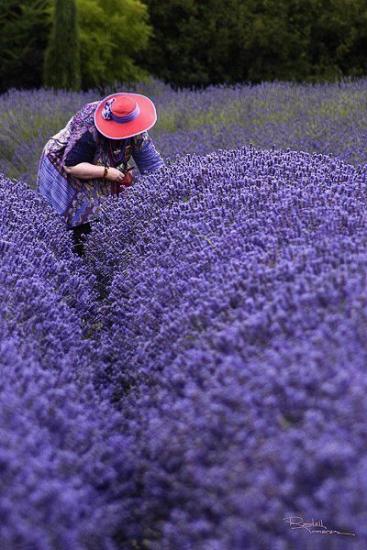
[63,130,125,182]
[64,163,125,182]
[132,131,165,174]
[64,163,105,179]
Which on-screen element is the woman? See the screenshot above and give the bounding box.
[36,92,165,256]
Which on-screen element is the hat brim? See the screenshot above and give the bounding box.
[94,92,158,140]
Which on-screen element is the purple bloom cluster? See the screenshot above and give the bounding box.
[0,175,133,549]
[84,144,367,548]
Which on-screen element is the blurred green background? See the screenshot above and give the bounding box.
[1,0,367,94]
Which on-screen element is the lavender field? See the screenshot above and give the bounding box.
[1,78,367,549]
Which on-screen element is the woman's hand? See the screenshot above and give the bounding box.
[105,167,125,183]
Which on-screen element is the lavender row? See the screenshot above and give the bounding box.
[0,175,133,549]
[84,145,367,548]
[1,77,367,185]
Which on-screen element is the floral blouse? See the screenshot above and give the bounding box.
[36,100,165,228]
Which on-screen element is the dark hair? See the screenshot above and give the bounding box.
[96,129,122,150]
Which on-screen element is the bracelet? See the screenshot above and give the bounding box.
[102,166,108,179]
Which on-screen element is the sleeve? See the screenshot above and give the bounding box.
[131,131,165,175]
[63,129,97,167]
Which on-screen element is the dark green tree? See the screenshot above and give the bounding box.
[43,0,81,90]
[306,0,367,81]
[139,0,367,89]
[0,0,50,93]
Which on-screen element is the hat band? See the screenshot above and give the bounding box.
[102,99,140,124]
[111,103,140,123]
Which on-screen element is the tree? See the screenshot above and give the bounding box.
[76,0,152,90]
[139,0,367,88]
[43,0,81,90]
[0,0,50,93]
[307,0,367,81]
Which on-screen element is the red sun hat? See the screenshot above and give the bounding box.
[94,92,158,140]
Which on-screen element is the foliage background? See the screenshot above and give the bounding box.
[1,0,367,93]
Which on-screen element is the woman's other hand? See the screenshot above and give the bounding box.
[106,167,125,183]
